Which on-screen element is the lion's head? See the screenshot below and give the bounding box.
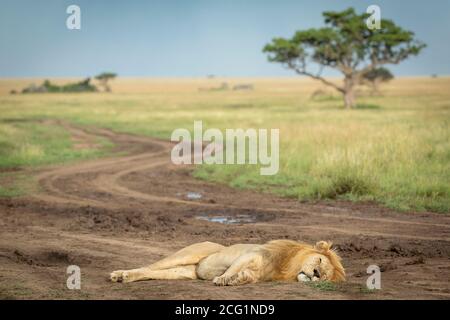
[265,240,345,283]
[296,241,345,282]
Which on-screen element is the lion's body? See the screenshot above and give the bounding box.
[111,240,345,286]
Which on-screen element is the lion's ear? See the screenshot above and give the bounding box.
[315,241,332,252]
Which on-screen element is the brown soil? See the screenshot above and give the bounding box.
[0,123,449,300]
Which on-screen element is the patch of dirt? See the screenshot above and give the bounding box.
[0,122,449,299]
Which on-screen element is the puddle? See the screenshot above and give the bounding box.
[189,209,275,225]
[176,192,203,200]
[195,214,258,225]
[186,192,202,200]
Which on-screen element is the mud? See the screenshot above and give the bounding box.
[0,122,449,299]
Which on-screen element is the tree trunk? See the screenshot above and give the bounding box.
[343,77,356,109]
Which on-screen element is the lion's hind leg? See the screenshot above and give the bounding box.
[111,265,197,283]
[147,241,225,271]
[111,241,225,283]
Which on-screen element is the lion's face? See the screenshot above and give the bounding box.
[297,253,335,282]
[296,241,345,282]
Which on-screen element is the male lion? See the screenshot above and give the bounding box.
[110,240,345,286]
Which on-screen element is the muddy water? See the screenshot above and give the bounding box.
[195,214,258,224]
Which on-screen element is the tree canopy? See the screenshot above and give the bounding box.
[95,72,117,92]
[263,8,425,108]
[363,67,394,82]
[361,67,394,95]
[95,72,117,81]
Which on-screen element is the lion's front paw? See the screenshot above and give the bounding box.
[213,275,229,286]
[214,271,255,286]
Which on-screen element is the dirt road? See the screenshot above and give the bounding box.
[0,122,449,299]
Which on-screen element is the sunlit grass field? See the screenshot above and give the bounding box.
[0,77,448,212]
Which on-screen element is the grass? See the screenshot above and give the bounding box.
[0,121,112,168]
[0,283,35,299]
[0,77,448,213]
[305,281,337,291]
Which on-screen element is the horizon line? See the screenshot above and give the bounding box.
[1,75,448,80]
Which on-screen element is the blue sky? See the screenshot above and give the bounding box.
[1,0,449,77]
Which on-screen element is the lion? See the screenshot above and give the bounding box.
[110,240,345,286]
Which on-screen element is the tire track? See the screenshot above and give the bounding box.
[31,122,450,242]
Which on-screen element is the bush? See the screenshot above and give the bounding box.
[22,78,97,94]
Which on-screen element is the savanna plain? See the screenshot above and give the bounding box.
[0,77,449,299]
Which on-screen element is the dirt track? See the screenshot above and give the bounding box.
[0,122,449,299]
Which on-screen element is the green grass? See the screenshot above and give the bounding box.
[0,121,112,168]
[0,78,448,213]
[305,281,337,291]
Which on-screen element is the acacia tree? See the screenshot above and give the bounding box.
[263,8,425,108]
[361,67,394,95]
[95,72,117,92]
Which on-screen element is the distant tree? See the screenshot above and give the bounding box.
[95,72,117,92]
[22,78,97,93]
[61,78,97,92]
[42,79,59,92]
[361,67,394,95]
[263,8,425,108]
